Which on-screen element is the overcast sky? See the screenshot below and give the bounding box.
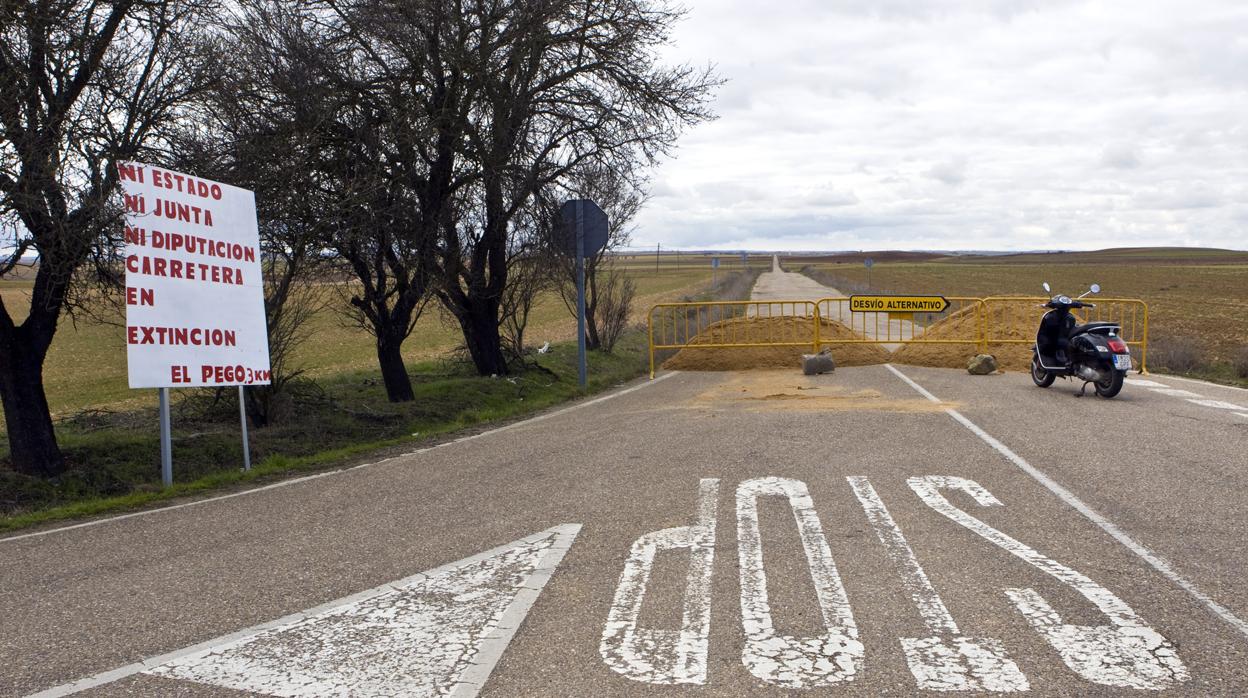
[631,0,1248,252]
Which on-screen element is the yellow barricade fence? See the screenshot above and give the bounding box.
[648,296,1149,377]
[648,300,821,378]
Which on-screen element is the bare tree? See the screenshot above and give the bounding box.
[217,0,449,403]
[433,0,719,376]
[170,120,328,426]
[0,0,214,476]
[499,204,555,358]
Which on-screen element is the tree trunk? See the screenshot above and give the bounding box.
[459,301,510,376]
[376,334,414,402]
[0,332,65,477]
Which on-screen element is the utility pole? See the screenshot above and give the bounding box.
[656,243,661,274]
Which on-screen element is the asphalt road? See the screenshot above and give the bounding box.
[752,257,917,345]
[4,361,1248,697]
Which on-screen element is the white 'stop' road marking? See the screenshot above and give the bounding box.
[2,373,675,545]
[883,364,1248,643]
[29,525,581,698]
[848,477,958,634]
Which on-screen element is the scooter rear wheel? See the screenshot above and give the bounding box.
[1094,369,1124,398]
[1031,354,1055,387]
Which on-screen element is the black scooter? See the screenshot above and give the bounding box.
[1030,282,1132,398]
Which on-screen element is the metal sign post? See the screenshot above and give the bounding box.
[711,256,720,286]
[575,201,587,389]
[239,386,251,471]
[864,257,874,289]
[158,388,173,487]
[558,200,609,390]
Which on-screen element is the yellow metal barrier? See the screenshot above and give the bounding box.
[980,297,1150,373]
[813,297,986,347]
[648,300,820,378]
[648,296,1150,376]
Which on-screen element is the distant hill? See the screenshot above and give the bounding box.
[784,251,953,265]
[942,247,1248,265]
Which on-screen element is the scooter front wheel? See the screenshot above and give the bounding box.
[1095,369,1125,398]
[1031,354,1055,387]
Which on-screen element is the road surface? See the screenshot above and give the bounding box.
[752,256,917,346]
[4,366,1248,696]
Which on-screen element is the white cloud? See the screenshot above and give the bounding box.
[1100,143,1141,169]
[633,0,1248,251]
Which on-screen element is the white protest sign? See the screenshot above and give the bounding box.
[118,162,270,388]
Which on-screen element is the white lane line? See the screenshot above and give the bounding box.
[1125,379,1169,388]
[29,525,580,698]
[883,364,1248,643]
[1188,398,1248,411]
[1151,388,1204,398]
[736,476,862,688]
[600,478,718,685]
[910,476,1187,689]
[848,476,1028,692]
[2,373,677,545]
[1156,373,1248,394]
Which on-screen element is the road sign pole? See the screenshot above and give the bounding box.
[158,388,173,487]
[238,385,251,471]
[576,201,587,389]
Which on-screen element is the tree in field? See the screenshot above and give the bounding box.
[209,1,446,403]
[212,0,717,387]
[171,119,328,426]
[434,0,718,375]
[0,0,214,476]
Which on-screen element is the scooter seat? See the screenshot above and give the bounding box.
[1069,321,1118,337]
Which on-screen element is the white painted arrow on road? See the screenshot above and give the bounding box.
[33,525,580,698]
[143,525,579,697]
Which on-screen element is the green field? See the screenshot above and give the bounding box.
[0,263,717,418]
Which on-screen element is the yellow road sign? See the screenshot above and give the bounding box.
[849,295,950,313]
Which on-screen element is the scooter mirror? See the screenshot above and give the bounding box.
[1090,283,1101,294]
[1042,282,1051,293]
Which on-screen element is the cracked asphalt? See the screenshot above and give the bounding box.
[3,360,1247,696]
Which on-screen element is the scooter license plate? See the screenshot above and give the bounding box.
[1113,354,1132,370]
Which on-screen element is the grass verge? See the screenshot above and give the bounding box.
[0,331,650,534]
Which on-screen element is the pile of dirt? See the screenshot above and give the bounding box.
[891,302,1039,371]
[661,316,890,371]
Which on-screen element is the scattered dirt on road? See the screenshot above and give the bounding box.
[688,371,954,413]
[661,317,890,371]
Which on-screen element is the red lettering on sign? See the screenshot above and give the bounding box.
[125,287,154,306]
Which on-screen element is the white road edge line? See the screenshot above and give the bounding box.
[2,373,677,545]
[883,363,1248,643]
[1156,373,1248,394]
[26,524,582,698]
